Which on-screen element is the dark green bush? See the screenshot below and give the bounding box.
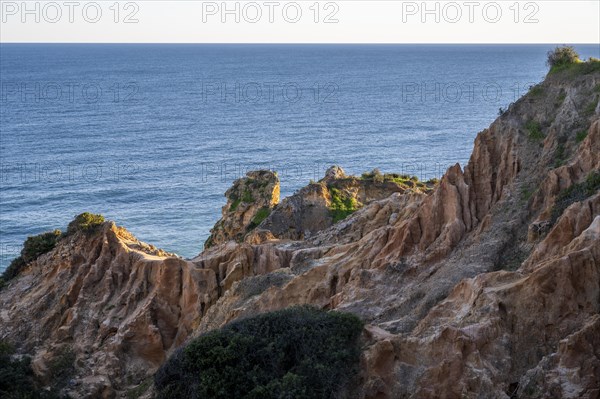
[0,351,35,398]
[553,143,567,168]
[229,198,241,212]
[0,339,59,399]
[242,189,254,203]
[361,168,383,182]
[1,229,62,284]
[66,212,105,235]
[154,306,364,399]
[21,230,62,263]
[1,257,26,282]
[576,130,588,143]
[48,347,75,386]
[525,120,544,141]
[249,207,270,230]
[551,170,600,223]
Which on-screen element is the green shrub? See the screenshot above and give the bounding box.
[329,187,358,223]
[576,59,600,74]
[361,170,429,190]
[548,54,600,76]
[48,347,75,385]
[203,235,214,250]
[360,168,383,182]
[1,257,26,282]
[249,207,271,230]
[229,198,241,212]
[546,46,580,69]
[154,306,364,399]
[553,143,567,168]
[1,229,62,284]
[0,339,58,398]
[576,130,588,143]
[0,352,36,398]
[382,173,409,184]
[361,168,384,183]
[67,212,105,235]
[242,189,254,203]
[528,85,544,97]
[551,170,600,223]
[525,120,544,141]
[330,209,355,223]
[21,229,62,263]
[520,186,535,203]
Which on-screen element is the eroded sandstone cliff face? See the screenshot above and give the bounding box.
[0,223,217,397]
[193,65,600,398]
[0,63,599,398]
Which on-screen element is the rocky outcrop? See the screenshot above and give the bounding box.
[0,223,216,397]
[204,170,279,248]
[1,61,599,398]
[255,165,433,241]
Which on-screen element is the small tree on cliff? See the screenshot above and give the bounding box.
[546,46,580,69]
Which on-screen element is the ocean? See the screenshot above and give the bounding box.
[1,44,599,271]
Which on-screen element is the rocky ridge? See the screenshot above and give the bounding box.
[0,62,599,398]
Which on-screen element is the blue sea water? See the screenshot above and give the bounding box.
[1,44,599,271]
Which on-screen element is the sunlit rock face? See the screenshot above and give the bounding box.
[204,170,280,248]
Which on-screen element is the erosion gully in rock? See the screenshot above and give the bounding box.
[1,62,599,398]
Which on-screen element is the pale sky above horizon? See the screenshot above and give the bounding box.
[0,1,599,44]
